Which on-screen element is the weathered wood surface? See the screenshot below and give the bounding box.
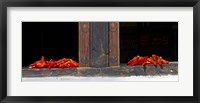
[90,22,109,67]
[22,62,178,77]
[22,68,77,77]
[109,22,120,66]
[144,64,160,75]
[79,22,90,67]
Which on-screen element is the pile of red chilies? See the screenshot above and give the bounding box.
[29,54,168,68]
[127,54,169,66]
[29,56,79,68]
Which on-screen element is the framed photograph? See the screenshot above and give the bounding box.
[0,0,199,103]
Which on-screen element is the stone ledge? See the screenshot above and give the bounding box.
[22,62,178,77]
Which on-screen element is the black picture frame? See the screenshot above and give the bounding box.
[0,0,199,103]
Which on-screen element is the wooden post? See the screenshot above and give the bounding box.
[109,22,120,66]
[79,22,118,67]
[79,22,90,67]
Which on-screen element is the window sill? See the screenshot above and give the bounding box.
[22,62,178,77]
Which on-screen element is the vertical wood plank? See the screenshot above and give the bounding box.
[109,22,120,66]
[79,22,90,67]
[90,22,109,67]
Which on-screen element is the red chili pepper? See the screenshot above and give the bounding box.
[29,56,47,68]
[128,55,149,65]
[70,59,79,67]
[29,56,79,68]
[127,54,169,66]
[147,57,157,64]
[128,56,138,65]
[157,58,162,64]
[160,57,169,64]
[47,59,57,68]
[152,54,159,60]
[142,61,151,65]
[138,56,148,65]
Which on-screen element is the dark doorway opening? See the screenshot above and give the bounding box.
[22,22,79,67]
[120,22,178,63]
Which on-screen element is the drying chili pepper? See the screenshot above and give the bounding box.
[127,54,169,65]
[127,56,138,65]
[47,59,57,68]
[142,61,151,65]
[29,56,47,68]
[29,56,79,68]
[128,55,149,65]
[138,56,148,65]
[152,54,169,64]
[152,54,159,60]
[147,57,157,65]
[69,59,79,67]
[157,58,162,64]
[160,57,169,64]
[58,61,71,68]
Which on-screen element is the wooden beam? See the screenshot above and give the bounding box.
[109,22,120,66]
[90,22,109,67]
[79,22,90,67]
